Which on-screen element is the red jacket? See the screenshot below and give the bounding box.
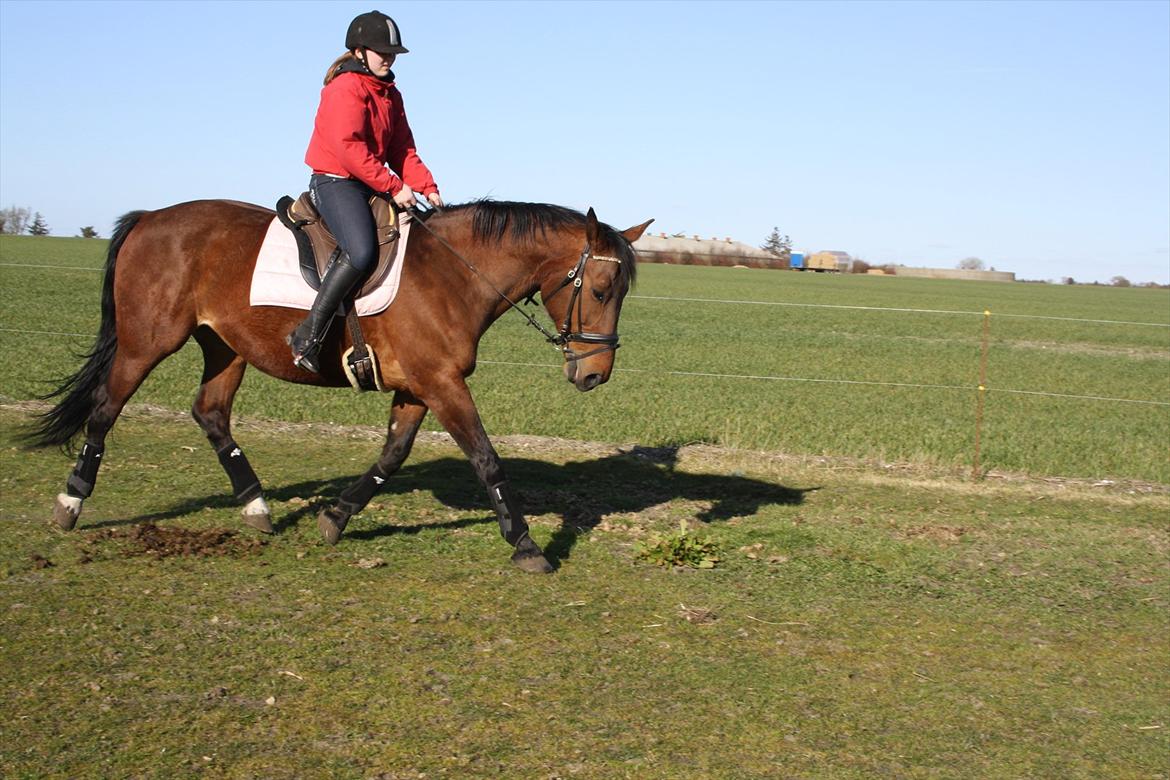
[304,71,438,196]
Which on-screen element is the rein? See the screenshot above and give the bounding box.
[407,204,622,362]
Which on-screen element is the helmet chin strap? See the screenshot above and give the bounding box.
[353,48,392,81]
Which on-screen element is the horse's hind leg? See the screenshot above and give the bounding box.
[192,328,271,533]
[53,351,165,530]
[317,390,428,544]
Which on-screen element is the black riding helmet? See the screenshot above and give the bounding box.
[346,11,408,54]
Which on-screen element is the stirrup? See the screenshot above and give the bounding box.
[293,350,322,374]
[342,344,384,391]
[287,327,323,373]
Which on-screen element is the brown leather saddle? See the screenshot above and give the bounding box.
[275,191,400,299]
[274,192,402,392]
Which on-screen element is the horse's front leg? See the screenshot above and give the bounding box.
[424,375,553,574]
[317,390,429,544]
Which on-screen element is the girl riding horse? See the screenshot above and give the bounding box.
[292,10,445,373]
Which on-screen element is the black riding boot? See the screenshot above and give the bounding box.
[287,257,365,373]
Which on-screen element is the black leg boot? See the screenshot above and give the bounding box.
[287,257,366,373]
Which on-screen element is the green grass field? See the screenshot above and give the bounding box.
[1,408,1167,779]
[1,233,1167,777]
[1,234,1167,482]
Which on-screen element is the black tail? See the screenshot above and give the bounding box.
[25,211,147,450]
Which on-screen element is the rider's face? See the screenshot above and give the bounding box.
[362,49,396,77]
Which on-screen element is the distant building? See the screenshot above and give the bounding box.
[632,232,781,268]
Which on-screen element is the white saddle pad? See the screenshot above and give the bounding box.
[248,213,411,316]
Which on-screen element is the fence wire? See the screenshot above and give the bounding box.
[2,265,1167,327]
[474,360,1170,407]
[2,282,1168,410]
[628,294,1170,328]
[0,263,101,271]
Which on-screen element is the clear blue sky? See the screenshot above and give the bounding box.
[2,0,1167,284]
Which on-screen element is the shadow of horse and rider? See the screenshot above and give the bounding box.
[108,444,812,566]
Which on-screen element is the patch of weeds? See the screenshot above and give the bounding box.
[635,520,721,569]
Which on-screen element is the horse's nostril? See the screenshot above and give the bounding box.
[582,373,603,390]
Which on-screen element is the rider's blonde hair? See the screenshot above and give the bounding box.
[323,52,358,85]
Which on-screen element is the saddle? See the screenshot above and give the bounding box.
[274,191,402,393]
[275,191,400,299]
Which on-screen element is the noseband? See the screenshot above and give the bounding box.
[543,244,623,363]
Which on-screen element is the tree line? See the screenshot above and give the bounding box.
[0,206,98,238]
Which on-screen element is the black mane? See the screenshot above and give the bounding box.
[443,199,637,284]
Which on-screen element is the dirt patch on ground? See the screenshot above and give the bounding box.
[82,523,266,560]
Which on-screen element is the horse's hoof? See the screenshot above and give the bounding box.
[512,552,554,574]
[511,535,554,574]
[241,497,273,533]
[242,512,273,534]
[317,508,347,546]
[52,494,81,531]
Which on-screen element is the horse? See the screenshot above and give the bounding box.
[27,198,653,573]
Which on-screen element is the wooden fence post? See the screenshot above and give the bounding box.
[973,309,990,479]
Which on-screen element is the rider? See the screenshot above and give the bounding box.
[291,10,444,373]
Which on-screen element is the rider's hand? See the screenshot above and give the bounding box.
[393,184,417,209]
[427,192,444,208]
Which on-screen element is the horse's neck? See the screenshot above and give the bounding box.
[447,220,574,307]
[416,218,567,329]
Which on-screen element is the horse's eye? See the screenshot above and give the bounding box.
[592,288,605,303]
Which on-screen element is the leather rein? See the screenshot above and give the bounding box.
[408,205,623,362]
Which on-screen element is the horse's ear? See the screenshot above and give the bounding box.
[621,218,654,244]
[585,207,601,245]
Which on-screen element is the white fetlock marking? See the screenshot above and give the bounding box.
[57,494,83,513]
[242,496,270,516]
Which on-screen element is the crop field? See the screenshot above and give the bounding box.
[1,233,1167,482]
[1,232,1168,778]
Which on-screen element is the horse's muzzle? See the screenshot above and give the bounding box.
[564,360,608,392]
[578,372,605,392]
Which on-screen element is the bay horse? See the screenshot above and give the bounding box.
[28,199,653,573]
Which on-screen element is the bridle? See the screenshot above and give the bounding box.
[408,205,624,363]
[540,244,624,362]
